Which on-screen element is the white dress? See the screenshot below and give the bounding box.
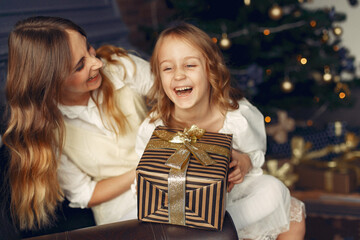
[135,98,305,239]
[57,53,153,225]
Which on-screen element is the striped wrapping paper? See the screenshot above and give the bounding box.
[136,126,232,230]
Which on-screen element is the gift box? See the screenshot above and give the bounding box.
[296,161,357,194]
[136,125,232,230]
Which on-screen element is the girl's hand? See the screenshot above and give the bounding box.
[227,150,252,192]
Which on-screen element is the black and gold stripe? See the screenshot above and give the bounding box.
[137,126,232,230]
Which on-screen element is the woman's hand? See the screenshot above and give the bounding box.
[227,150,252,192]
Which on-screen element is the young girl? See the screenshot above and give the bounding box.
[135,23,305,240]
[3,16,152,231]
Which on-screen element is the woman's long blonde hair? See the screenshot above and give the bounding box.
[3,16,131,230]
[148,22,243,126]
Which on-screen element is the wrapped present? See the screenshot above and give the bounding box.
[136,125,232,230]
[296,161,357,194]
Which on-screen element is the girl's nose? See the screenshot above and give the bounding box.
[174,68,185,81]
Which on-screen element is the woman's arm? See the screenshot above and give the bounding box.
[58,154,97,208]
[102,53,153,96]
[58,154,136,208]
[87,169,135,207]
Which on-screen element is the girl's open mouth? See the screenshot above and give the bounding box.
[175,86,192,96]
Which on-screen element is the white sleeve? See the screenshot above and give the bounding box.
[102,54,153,96]
[126,54,154,96]
[221,99,266,175]
[135,117,160,159]
[57,154,97,209]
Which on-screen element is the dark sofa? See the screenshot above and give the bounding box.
[23,212,238,240]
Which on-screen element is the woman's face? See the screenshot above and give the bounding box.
[61,30,103,105]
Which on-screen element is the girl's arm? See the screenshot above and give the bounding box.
[226,98,267,175]
[227,150,252,192]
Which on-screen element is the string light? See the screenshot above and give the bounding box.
[218,21,306,40]
[263,29,271,35]
[265,116,272,123]
[335,82,350,99]
[310,20,317,27]
[339,92,346,99]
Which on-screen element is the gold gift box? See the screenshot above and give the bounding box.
[136,126,232,230]
[296,161,357,194]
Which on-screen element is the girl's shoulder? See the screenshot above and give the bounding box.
[221,98,264,135]
[225,98,264,123]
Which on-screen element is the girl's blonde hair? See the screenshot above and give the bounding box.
[3,16,131,230]
[148,22,243,125]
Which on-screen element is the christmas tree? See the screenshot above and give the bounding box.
[141,0,359,125]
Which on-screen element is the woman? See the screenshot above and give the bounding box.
[3,16,152,230]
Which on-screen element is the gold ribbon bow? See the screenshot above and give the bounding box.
[146,125,229,225]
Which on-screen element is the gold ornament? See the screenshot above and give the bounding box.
[244,0,251,6]
[323,66,332,82]
[293,10,302,18]
[281,77,294,93]
[300,57,307,65]
[269,4,283,20]
[333,26,343,36]
[321,30,329,43]
[219,33,231,50]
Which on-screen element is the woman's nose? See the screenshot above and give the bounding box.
[90,55,103,70]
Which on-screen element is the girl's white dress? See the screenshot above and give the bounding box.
[135,99,305,239]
